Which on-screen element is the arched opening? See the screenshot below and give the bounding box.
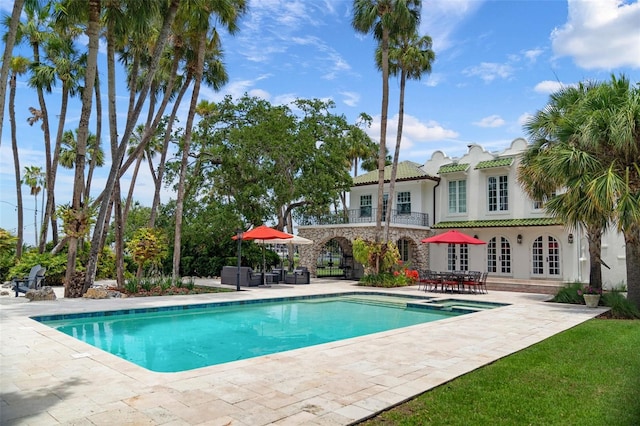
[316,237,355,279]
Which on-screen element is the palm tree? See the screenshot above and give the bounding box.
[63,0,101,296]
[381,31,434,240]
[520,82,608,290]
[8,56,30,257]
[18,1,56,252]
[59,130,105,182]
[22,166,45,247]
[520,75,640,310]
[171,0,247,280]
[578,75,640,309]
[83,0,182,292]
[352,0,420,239]
[40,25,85,250]
[123,124,161,222]
[345,113,376,177]
[0,0,26,143]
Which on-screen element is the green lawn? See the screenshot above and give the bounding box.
[361,319,640,425]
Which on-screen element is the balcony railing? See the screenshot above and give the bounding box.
[299,208,429,227]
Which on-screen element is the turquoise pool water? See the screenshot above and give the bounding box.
[36,293,469,372]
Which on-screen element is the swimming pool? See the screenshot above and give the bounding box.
[35,293,492,372]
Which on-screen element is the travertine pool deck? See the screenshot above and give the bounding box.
[1,279,606,425]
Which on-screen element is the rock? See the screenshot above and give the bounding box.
[83,287,110,299]
[25,286,57,301]
[83,287,125,299]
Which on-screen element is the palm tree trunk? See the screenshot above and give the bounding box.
[624,224,640,310]
[0,0,24,142]
[384,69,407,241]
[85,74,102,200]
[173,33,207,280]
[9,72,23,258]
[46,84,71,249]
[586,226,603,289]
[113,182,125,287]
[123,154,143,222]
[149,69,189,227]
[375,27,391,242]
[65,0,100,297]
[34,53,53,254]
[83,0,180,292]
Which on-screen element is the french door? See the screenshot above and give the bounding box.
[532,235,561,277]
[487,237,512,275]
[447,243,469,271]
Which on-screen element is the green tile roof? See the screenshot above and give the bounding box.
[432,217,564,229]
[438,163,469,174]
[474,158,513,170]
[353,161,439,186]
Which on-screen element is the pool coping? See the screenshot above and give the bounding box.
[1,279,607,425]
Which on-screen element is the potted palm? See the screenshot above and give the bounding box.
[578,286,602,308]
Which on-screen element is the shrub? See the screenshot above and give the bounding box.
[8,250,67,286]
[552,282,584,304]
[140,278,154,292]
[358,272,412,288]
[601,291,640,319]
[96,247,116,279]
[124,279,139,293]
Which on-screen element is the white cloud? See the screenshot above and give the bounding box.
[339,91,360,107]
[247,88,271,99]
[533,80,578,94]
[463,62,514,82]
[420,0,485,53]
[473,115,505,128]
[551,0,640,69]
[523,48,544,63]
[424,73,444,87]
[518,112,534,127]
[272,93,298,106]
[367,114,459,154]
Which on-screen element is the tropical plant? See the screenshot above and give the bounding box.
[22,165,45,247]
[522,75,640,310]
[8,55,30,258]
[353,237,400,275]
[352,0,420,238]
[577,285,603,296]
[0,228,17,280]
[82,0,181,293]
[171,0,247,280]
[520,81,609,290]
[578,75,640,310]
[8,249,67,287]
[0,0,26,139]
[126,227,168,279]
[380,31,435,240]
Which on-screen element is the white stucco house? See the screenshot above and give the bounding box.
[297,138,627,289]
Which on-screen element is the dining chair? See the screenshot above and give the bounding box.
[462,271,482,294]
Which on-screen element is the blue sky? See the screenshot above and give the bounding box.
[1,0,639,244]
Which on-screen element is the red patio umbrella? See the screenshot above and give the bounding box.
[421,230,486,245]
[233,225,294,243]
[232,225,293,286]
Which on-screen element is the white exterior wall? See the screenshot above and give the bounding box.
[423,138,627,288]
[343,138,627,288]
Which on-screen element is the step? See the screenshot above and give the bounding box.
[486,278,566,295]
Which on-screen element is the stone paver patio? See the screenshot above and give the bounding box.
[1,279,606,425]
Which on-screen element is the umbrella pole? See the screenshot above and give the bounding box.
[262,244,267,286]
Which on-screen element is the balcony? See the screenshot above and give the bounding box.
[299,208,430,227]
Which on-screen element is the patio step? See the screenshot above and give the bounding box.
[486,277,566,295]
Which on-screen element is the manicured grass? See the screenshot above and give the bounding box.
[361,319,640,425]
